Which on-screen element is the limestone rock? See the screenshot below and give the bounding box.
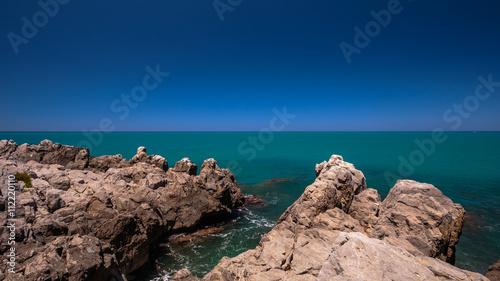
[176,155,486,281]
[0,140,244,280]
[1,140,89,169]
[200,155,365,281]
[370,180,465,264]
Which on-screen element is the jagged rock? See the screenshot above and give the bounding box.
[172,158,198,175]
[199,155,366,280]
[370,180,465,264]
[486,259,500,281]
[66,149,90,170]
[129,146,168,171]
[0,140,244,280]
[89,155,129,172]
[1,140,89,169]
[176,155,487,281]
[0,139,18,159]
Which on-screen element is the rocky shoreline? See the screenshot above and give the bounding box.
[0,140,498,281]
[0,140,244,280]
[173,155,496,281]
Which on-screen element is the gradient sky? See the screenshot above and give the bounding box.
[1,1,499,131]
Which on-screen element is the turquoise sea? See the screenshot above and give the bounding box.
[1,132,499,279]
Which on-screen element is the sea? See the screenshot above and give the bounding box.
[1,132,499,280]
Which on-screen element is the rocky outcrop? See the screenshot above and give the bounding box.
[0,139,90,169]
[175,155,487,281]
[0,140,244,280]
[486,259,500,281]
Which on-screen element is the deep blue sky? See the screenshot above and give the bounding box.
[1,1,499,131]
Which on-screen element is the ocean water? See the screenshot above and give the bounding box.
[1,132,499,279]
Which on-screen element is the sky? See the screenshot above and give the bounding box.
[1,0,499,131]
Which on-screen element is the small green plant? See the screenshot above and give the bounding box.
[15,172,32,188]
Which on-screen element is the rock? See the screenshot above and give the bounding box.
[165,227,224,245]
[172,158,198,175]
[244,195,265,205]
[199,155,366,281]
[486,259,500,281]
[348,187,381,234]
[0,139,18,159]
[176,155,486,281]
[45,189,66,212]
[172,268,201,281]
[66,149,90,170]
[49,173,71,191]
[3,140,89,169]
[277,155,365,227]
[0,140,244,280]
[23,235,123,281]
[129,146,168,171]
[144,173,167,189]
[370,180,465,264]
[89,155,129,172]
[194,158,244,209]
[317,232,488,281]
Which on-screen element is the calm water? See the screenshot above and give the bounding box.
[1,132,499,279]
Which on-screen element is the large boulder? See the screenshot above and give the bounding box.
[370,180,465,264]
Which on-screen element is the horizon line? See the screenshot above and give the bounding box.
[1,130,499,133]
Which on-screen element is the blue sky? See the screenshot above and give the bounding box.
[1,0,499,131]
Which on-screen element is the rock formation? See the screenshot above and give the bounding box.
[0,140,244,281]
[486,259,500,281]
[173,155,488,281]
